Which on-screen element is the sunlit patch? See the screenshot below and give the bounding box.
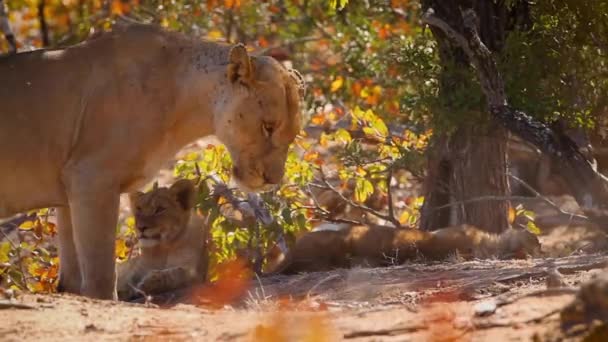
[250,304,337,342]
[42,50,65,60]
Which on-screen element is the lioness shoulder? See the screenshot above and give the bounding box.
[117,179,208,301]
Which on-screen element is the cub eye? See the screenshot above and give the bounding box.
[262,122,274,138]
[154,206,166,215]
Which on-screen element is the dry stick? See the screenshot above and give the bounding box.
[0,300,36,310]
[507,173,589,222]
[429,195,541,212]
[304,185,365,226]
[315,167,402,228]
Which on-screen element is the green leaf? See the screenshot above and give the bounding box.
[0,242,11,264]
[526,221,541,235]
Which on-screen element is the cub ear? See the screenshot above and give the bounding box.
[227,44,254,85]
[128,191,144,210]
[170,179,196,210]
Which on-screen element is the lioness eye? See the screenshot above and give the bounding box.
[262,122,274,138]
[154,206,166,215]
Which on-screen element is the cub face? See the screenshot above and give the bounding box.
[128,179,196,249]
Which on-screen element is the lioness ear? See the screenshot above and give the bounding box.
[170,179,196,211]
[227,44,254,85]
[128,191,144,210]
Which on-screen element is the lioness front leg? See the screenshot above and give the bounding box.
[68,188,120,300]
[56,206,82,294]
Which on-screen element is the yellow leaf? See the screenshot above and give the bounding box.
[125,216,135,229]
[360,86,370,98]
[319,133,330,147]
[19,220,35,230]
[334,129,352,144]
[330,76,343,92]
[399,211,410,225]
[115,240,129,260]
[208,29,223,40]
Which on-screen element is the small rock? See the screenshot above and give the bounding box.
[546,267,566,288]
[474,300,497,317]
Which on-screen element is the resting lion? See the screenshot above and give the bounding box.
[0,23,304,299]
[116,179,208,301]
[268,224,541,274]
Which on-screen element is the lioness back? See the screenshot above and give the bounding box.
[117,180,208,301]
[269,224,540,274]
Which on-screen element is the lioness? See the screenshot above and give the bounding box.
[268,224,541,274]
[0,23,304,299]
[116,179,208,301]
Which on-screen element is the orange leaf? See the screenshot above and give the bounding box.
[508,206,515,224]
[310,113,326,126]
[257,36,269,48]
[191,258,252,308]
[303,151,319,162]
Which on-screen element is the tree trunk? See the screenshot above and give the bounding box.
[38,0,49,47]
[420,135,453,230]
[451,124,510,233]
[419,0,511,233]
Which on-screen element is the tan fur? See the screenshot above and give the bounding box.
[269,224,541,274]
[0,23,304,299]
[117,180,208,301]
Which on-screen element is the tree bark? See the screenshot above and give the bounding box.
[422,6,608,228]
[419,0,511,233]
[38,0,49,47]
[451,124,510,233]
[419,135,453,230]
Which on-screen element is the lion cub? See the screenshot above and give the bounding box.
[116,179,208,301]
[269,224,541,274]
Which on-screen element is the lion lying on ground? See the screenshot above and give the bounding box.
[116,180,208,301]
[267,224,541,274]
[0,23,304,299]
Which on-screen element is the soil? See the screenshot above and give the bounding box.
[3,139,608,341]
[1,253,607,341]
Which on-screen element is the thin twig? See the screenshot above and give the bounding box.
[386,166,396,222]
[303,186,366,226]
[316,167,402,228]
[507,173,589,222]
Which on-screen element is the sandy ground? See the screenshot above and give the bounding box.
[1,253,607,341]
[3,138,608,341]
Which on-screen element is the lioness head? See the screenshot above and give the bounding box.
[128,179,196,249]
[215,45,305,191]
[498,228,542,258]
